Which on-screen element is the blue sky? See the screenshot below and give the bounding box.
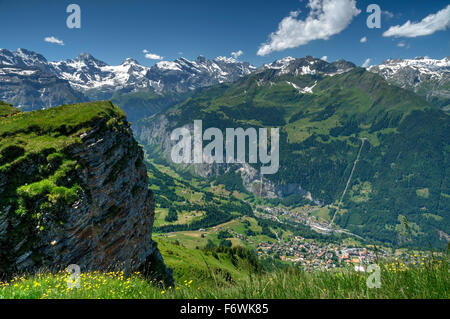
[0,0,449,67]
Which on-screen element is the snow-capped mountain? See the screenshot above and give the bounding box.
[0,49,88,108]
[146,55,256,93]
[0,49,256,108]
[49,54,151,91]
[258,55,355,77]
[369,57,450,110]
[0,48,50,70]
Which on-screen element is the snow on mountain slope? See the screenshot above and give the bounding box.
[49,55,151,90]
[369,57,450,81]
[369,57,450,110]
[0,48,257,108]
[259,56,355,77]
[0,49,256,93]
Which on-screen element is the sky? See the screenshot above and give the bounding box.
[0,0,449,67]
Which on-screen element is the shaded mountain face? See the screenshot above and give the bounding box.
[0,49,88,109]
[135,56,449,248]
[369,57,450,111]
[0,49,256,118]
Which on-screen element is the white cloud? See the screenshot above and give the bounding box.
[362,58,371,68]
[321,56,328,61]
[44,36,64,46]
[397,42,406,47]
[383,4,450,38]
[382,10,394,19]
[257,0,360,56]
[231,50,244,59]
[142,49,163,60]
[360,36,367,43]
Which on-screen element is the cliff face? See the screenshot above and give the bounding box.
[133,114,315,201]
[0,101,172,285]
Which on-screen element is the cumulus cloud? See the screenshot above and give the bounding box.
[231,50,244,59]
[382,10,394,19]
[362,58,371,68]
[360,36,367,43]
[44,36,64,46]
[257,0,360,56]
[383,4,450,38]
[142,49,163,60]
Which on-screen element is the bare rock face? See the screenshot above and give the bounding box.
[0,103,173,286]
[133,114,317,203]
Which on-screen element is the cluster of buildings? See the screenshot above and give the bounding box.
[255,236,380,270]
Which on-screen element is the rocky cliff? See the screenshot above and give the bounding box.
[0,101,172,285]
[133,113,317,202]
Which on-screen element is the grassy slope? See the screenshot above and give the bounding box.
[0,101,125,157]
[0,100,20,117]
[146,161,253,233]
[0,237,448,299]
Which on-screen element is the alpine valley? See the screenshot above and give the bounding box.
[134,55,450,249]
[0,48,449,281]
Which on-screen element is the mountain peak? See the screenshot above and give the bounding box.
[214,56,238,64]
[196,55,207,63]
[76,52,94,60]
[74,53,107,67]
[260,56,355,77]
[122,58,140,65]
[15,48,48,63]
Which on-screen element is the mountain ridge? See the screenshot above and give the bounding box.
[134,58,449,248]
[2,48,448,114]
[369,56,450,111]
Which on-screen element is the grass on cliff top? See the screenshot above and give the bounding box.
[0,101,125,169]
[0,239,448,299]
[0,100,124,142]
[0,100,20,117]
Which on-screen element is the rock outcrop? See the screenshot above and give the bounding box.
[0,101,173,286]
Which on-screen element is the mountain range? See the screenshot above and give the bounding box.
[134,55,449,248]
[1,48,449,117]
[0,48,255,117]
[369,57,450,112]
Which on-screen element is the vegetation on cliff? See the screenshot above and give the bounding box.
[1,101,126,221]
[0,100,20,118]
[0,101,153,275]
